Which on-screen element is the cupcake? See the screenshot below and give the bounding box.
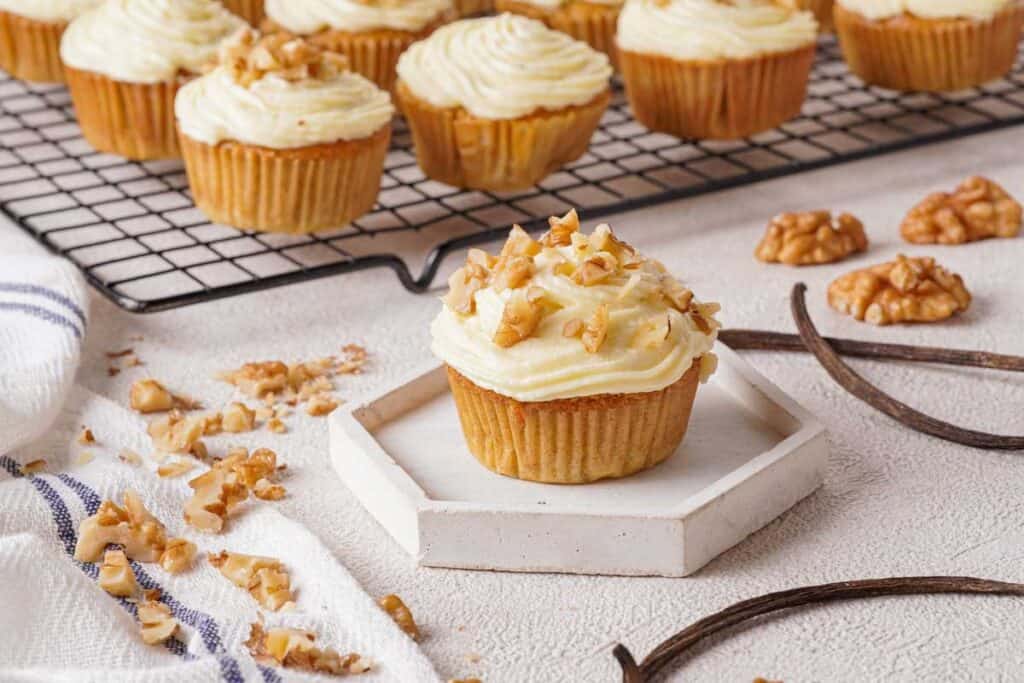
[617,0,818,140]
[175,31,394,234]
[431,210,721,484]
[493,0,622,65]
[60,0,245,160]
[834,0,1024,91]
[795,0,834,31]
[221,0,266,25]
[395,14,612,191]
[453,0,495,16]
[0,0,100,83]
[263,0,453,91]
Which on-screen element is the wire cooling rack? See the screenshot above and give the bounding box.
[2,37,1024,313]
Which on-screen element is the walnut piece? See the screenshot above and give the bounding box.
[581,304,609,353]
[631,313,671,350]
[245,623,371,676]
[119,448,142,466]
[660,275,694,312]
[222,402,256,432]
[159,538,197,574]
[210,551,294,611]
[573,251,618,286]
[184,448,281,533]
[78,427,96,445]
[828,254,971,325]
[444,253,490,315]
[148,411,207,456]
[379,594,420,641]
[157,460,196,479]
[306,393,339,417]
[220,29,350,88]
[130,379,174,413]
[138,598,178,646]
[19,459,46,475]
[253,478,287,501]
[98,549,138,597]
[74,490,167,562]
[901,176,1022,245]
[755,210,868,265]
[493,287,547,348]
[540,208,580,247]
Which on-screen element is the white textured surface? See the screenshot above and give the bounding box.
[5,127,1024,681]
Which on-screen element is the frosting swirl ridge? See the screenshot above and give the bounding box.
[836,0,1010,20]
[265,0,453,34]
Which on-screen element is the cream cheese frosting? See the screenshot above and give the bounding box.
[396,13,612,120]
[616,0,817,60]
[265,0,453,34]
[60,0,246,84]
[0,0,101,23]
[431,212,720,402]
[514,0,622,10]
[836,0,1010,20]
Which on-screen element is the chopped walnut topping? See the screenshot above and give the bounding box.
[379,594,419,641]
[588,223,642,269]
[253,478,287,501]
[499,225,542,261]
[210,551,294,611]
[222,402,256,433]
[755,211,869,265]
[660,275,694,312]
[581,304,609,354]
[74,490,167,562]
[19,459,46,475]
[219,29,351,88]
[138,598,178,646]
[631,313,672,350]
[159,538,197,574]
[699,353,719,384]
[306,394,339,417]
[78,427,96,445]
[246,623,371,676]
[228,448,279,489]
[157,459,196,479]
[148,411,206,455]
[445,262,488,316]
[901,176,1022,245]
[540,209,580,247]
[267,417,287,433]
[219,361,289,398]
[573,251,618,286]
[828,254,971,325]
[493,287,547,348]
[98,549,138,597]
[491,255,534,292]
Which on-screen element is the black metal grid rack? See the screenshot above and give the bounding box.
[2,36,1024,313]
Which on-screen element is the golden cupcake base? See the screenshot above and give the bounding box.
[446,363,701,484]
[310,22,443,92]
[619,44,815,140]
[178,126,391,234]
[494,0,620,67]
[396,81,610,191]
[834,3,1024,92]
[0,10,66,83]
[64,65,181,160]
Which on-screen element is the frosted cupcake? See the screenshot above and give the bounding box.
[221,0,266,25]
[61,0,245,160]
[432,210,721,484]
[617,0,817,140]
[176,31,394,234]
[834,0,1024,91]
[0,0,101,83]
[493,0,623,65]
[264,0,452,91]
[395,14,612,191]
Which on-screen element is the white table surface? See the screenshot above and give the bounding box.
[5,127,1024,682]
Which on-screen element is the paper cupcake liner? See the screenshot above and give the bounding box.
[446,363,701,484]
[396,81,610,191]
[220,0,265,25]
[178,127,390,234]
[619,44,815,140]
[453,0,494,17]
[0,10,66,83]
[310,22,441,92]
[834,4,1024,92]
[796,0,834,32]
[64,65,180,160]
[494,0,620,66]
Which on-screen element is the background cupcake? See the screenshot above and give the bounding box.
[176,31,394,233]
[453,0,494,16]
[395,13,612,191]
[834,0,1024,91]
[61,0,245,160]
[0,0,101,83]
[432,211,721,484]
[264,0,452,91]
[793,0,834,31]
[617,0,818,140]
[220,0,266,25]
[493,0,623,65]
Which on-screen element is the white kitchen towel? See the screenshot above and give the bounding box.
[0,376,441,681]
[0,249,87,456]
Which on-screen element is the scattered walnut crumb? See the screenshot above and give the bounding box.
[755,211,868,265]
[118,448,142,466]
[74,490,167,562]
[147,411,206,455]
[108,366,121,377]
[253,478,286,501]
[306,393,339,417]
[581,304,609,354]
[138,597,178,646]
[19,459,46,476]
[184,448,282,533]
[245,622,371,676]
[78,427,96,445]
[98,549,138,597]
[217,361,290,399]
[448,678,483,683]
[222,402,256,433]
[130,379,175,413]
[378,594,419,641]
[159,538,197,574]
[902,176,1022,245]
[125,354,144,367]
[157,459,196,479]
[464,653,482,664]
[210,550,294,611]
[106,348,134,359]
[77,451,95,466]
[267,417,287,434]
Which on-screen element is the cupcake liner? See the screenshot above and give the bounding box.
[220,0,265,25]
[396,80,610,191]
[0,10,66,83]
[64,65,181,160]
[453,0,495,17]
[494,0,620,66]
[446,363,701,484]
[178,126,391,234]
[310,22,442,92]
[834,3,1024,92]
[796,0,834,32]
[618,44,815,140]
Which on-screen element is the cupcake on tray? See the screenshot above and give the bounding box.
[617,0,818,140]
[431,210,721,484]
[263,0,453,91]
[175,30,394,234]
[395,13,613,191]
[494,0,623,65]
[60,0,245,160]
[0,0,101,83]
[221,0,266,26]
[834,0,1024,91]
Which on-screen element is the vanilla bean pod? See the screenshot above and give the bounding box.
[718,329,1024,372]
[614,576,1024,682]
[790,283,1024,450]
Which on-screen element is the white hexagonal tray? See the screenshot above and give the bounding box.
[329,344,827,577]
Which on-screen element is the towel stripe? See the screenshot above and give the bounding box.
[0,301,83,339]
[0,282,87,327]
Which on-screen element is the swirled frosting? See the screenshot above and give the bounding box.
[396,14,612,119]
[516,0,623,10]
[0,0,101,23]
[836,0,1010,20]
[431,211,720,401]
[60,0,246,83]
[617,0,817,60]
[265,0,452,33]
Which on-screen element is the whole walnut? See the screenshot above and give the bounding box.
[901,176,1022,245]
[755,211,868,265]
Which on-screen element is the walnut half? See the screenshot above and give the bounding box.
[901,176,1022,245]
[755,210,868,265]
